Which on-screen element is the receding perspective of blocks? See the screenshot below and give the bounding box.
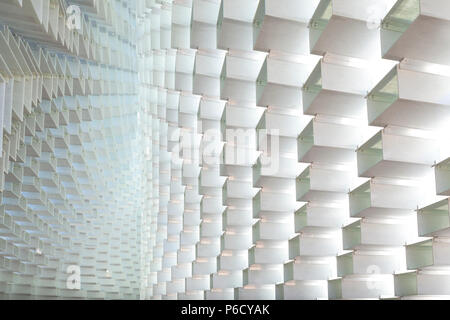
[0,0,448,300]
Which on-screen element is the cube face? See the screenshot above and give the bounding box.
[343,217,418,248]
[436,159,450,196]
[291,257,337,281]
[217,19,254,52]
[352,248,407,274]
[251,240,289,264]
[298,232,342,257]
[311,15,383,59]
[382,0,450,65]
[263,0,319,23]
[245,264,284,285]
[222,227,252,250]
[341,274,395,299]
[282,280,329,300]
[254,16,311,55]
[219,250,248,270]
[205,287,235,300]
[237,284,276,300]
[254,214,294,241]
[298,118,359,165]
[417,199,450,237]
[417,271,450,296]
[222,0,259,23]
[212,270,243,289]
[193,0,221,24]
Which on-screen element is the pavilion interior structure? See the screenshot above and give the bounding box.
[0,0,449,300]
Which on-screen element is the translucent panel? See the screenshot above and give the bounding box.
[382,0,420,33]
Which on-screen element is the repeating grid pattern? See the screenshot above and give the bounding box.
[0,0,144,299]
[0,0,448,300]
[143,0,450,300]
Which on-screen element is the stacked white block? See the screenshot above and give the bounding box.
[332,0,450,300]
[173,91,201,300]
[310,0,397,59]
[396,155,450,298]
[213,0,265,300]
[194,97,225,300]
[302,0,421,300]
[251,0,322,300]
[219,50,265,299]
[381,0,450,65]
[355,63,449,299]
[296,63,363,299]
[190,2,228,299]
[400,198,450,299]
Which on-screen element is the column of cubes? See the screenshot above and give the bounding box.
[175,92,201,300]
[156,87,172,299]
[293,63,366,299]
[253,53,316,300]
[165,89,184,300]
[299,1,401,300]
[352,73,448,299]
[147,0,183,300]
[219,48,267,300]
[190,5,229,297]
[248,1,318,301]
[196,101,226,298]
[186,97,223,300]
[397,161,450,299]
[137,1,163,300]
[335,0,450,299]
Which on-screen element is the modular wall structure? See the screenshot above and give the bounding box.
[0,0,448,300]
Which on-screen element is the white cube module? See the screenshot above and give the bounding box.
[310,0,397,59]
[435,158,450,196]
[217,0,260,52]
[295,203,349,229]
[277,280,329,300]
[296,163,353,202]
[243,264,284,285]
[298,115,363,165]
[191,0,221,49]
[417,199,450,237]
[406,238,450,270]
[381,0,450,65]
[349,178,427,218]
[220,50,267,104]
[256,52,318,109]
[253,0,317,54]
[194,49,226,98]
[303,53,394,119]
[235,284,276,300]
[343,217,418,249]
[367,62,450,130]
[329,274,396,299]
[339,248,407,278]
[395,267,450,298]
[357,127,439,179]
